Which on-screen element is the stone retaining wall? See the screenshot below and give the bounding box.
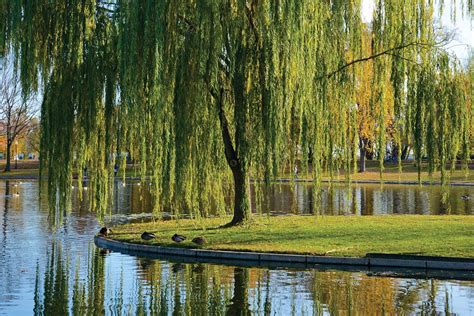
[94,236,474,271]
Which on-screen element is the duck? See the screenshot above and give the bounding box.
[192,264,205,273]
[141,232,157,240]
[192,236,207,245]
[461,195,470,200]
[172,263,185,273]
[99,227,111,236]
[99,248,111,256]
[171,234,186,243]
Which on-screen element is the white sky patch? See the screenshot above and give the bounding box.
[438,2,473,63]
[361,0,375,23]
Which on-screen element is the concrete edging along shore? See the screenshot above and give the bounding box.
[94,236,474,271]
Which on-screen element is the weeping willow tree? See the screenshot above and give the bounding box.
[0,0,472,226]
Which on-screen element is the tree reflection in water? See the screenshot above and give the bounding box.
[69,180,474,218]
[226,268,251,315]
[20,241,472,315]
[128,257,462,315]
[33,243,106,315]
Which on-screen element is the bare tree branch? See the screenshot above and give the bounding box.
[321,39,451,80]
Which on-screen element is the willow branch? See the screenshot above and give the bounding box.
[322,40,446,79]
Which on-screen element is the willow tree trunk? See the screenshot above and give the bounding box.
[229,162,251,226]
[4,142,11,172]
[401,145,410,160]
[216,89,251,227]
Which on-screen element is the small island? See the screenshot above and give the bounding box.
[103,215,474,259]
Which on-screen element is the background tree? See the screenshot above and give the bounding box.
[467,51,474,160]
[354,26,377,172]
[0,61,38,171]
[24,117,40,156]
[354,25,398,173]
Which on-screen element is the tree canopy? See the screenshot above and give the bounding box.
[0,0,472,225]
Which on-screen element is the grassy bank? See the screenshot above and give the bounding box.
[107,215,474,258]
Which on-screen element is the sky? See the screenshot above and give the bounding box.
[361,0,473,63]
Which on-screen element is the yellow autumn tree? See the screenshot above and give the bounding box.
[355,26,395,172]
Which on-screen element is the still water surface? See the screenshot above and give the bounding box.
[0,180,473,315]
[108,180,474,217]
[255,182,474,215]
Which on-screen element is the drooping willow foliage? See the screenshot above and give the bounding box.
[0,0,472,225]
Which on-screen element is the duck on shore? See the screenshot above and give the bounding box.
[99,227,111,236]
[192,237,207,245]
[172,234,186,243]
[141,232,157,240]
[461,195,470,200]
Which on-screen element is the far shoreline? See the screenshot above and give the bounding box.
[2,173,474,187]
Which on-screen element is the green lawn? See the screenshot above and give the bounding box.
[107,215,474,258]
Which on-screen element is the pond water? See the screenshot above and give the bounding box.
[106,180,474,218]
[0,180,473,315]
[252,182,474,215]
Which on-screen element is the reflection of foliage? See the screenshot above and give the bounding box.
[33,243,106,315]
[33,242,70,315]
[226,268,251,316]
[29,249,458,314]
[85,246,106,314]
[132,260,249,315]
[307,271,455,314]
[394,280,425,312]
[309,271,403,314]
